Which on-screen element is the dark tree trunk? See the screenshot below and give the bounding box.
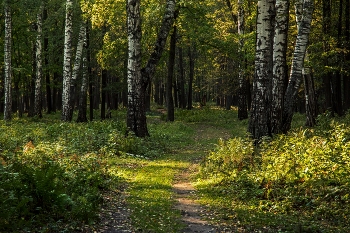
[160,83,164,106]
[101,69,107,120]
[154,79,160,105]
[177,47,186,109]
[166,25,176,121]
[322,0,332,113]
[28,43,36,117]
[44,8,52,114]
[187,45,195,110]
[344,0,350,112]
[304,68,317,127]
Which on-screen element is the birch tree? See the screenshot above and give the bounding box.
[4,0,12,121]
[281,0,314,133]
[61,0,74,121]
[248,0,275,140]
[237,0,248,120]
[127,0,176,137]
[71,23,86,113]
[76,24,88,123]
[34,4,43,118]
[271,0,289,134]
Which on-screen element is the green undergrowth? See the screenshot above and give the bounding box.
[197,113,350,232]
[0,108,198,232]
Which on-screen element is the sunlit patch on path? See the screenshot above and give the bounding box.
[173,165,216,233]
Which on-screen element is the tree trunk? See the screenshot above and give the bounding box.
[271,0,289,134]
[248,0,275,140]
[43,7,52,114]
[237,0,248,120]
[77,55,88,122]
[281,0,314,133]
[101,69,107,119]
[34,4,43,118]
[187,45,195,110]
[177,47,186,109]
[344,0,350,112]
[4,0,12,121]
[61,0,74,121]
[127,0,176,137]
[304,67,317,127]
[167,25,176,122]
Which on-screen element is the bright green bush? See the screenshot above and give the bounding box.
[199,116,350,231]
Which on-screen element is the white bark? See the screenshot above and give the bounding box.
[72,24,86,83]
[62,0,74,121]
[281,0,314,132]
[237,0,248,120]
[248,0,275,140]
[34,4,43,117]
[4,0,12,120]
[127,0,142,134]
[271,0,289,133]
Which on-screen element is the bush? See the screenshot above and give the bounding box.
[199,117,350,231]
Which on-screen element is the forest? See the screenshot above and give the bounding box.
[0,0,350,232]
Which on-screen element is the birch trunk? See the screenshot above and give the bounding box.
[237,0,248,120]
[61,0,73,121]
[127,0,176,137]
[34,5,43,118]
[127,0,143,135]
[271,0,289,134]
[248,0,275,140]
[77,24,88,122]
[281,0,314,133]
[71,23,86,115]
[4,0,12,121]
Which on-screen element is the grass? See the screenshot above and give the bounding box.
[2,104,348,232]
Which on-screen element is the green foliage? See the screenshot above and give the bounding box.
[0,117,127,232]
[198,114,350,232]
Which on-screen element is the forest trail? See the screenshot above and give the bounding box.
[172,162,216,233]
[93,124,231,233]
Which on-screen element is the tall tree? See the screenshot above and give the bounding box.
[127,0,176,137]
[271,0,289,134]
[248,0,275,140]
[71,23,86,115]
[61,0,74,121]
[237,0,248,120]
[4,0,12,121]
[281,0,314,133]
[34,4,43,118]
[166,25,176,122]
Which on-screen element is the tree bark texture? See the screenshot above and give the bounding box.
[187,45,195,110]
[303,67,317,127]
[167,25,176,122]
[248,0,275,140]
[43,7,52,114]
[271,0,289,134]
[177,47,186,109]
[281,0,314,133]
[127,0,176,137]
[34,4,43,118]
[4,0,12,121]
[237,0,248,120]
[127,0,143,135]
[61,0,73,121]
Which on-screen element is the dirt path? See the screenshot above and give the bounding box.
[173,163,216,233]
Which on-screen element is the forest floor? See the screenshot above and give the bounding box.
[92,123,234,233]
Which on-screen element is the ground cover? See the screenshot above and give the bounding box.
[1,107,348,232]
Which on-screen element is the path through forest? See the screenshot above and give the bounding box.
[92,124,231,233]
